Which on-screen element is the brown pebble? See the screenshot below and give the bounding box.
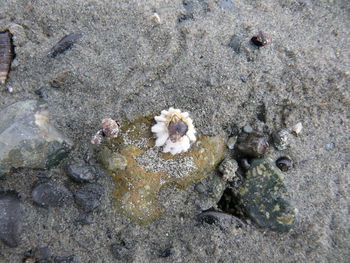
[251,31,272,47]
[235,133,269,157]
[0,31,14,85]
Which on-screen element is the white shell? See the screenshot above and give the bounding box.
[151,107,196,155]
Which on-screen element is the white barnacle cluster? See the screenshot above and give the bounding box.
[151,107,196,155]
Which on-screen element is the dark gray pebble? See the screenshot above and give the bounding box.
[235,133,269,157]
[196,210,245,230]
[0,191,22,247]
[276,156,293,172]
[32,182,73,208]
[54,255,77,263]
[50,33,83,58]
[111,241,134,261]
[67,164,100,183]
[74,183,103,213]
[159,248,174,258]
[33,246,52,261]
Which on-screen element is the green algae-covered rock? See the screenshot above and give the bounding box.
[99,115,226,225]
[235,158,296,233]
[0,100,73,176]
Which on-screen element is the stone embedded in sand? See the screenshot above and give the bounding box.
[234,158,297,233]
[0,100,73,176]
[99,116,226,225]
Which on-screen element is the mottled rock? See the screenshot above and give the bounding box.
[226,136,237,150]
[235,133,269,157]
[272,129,291,151]
[32,181,73,207]
[196,210,245,230]
[234,158,296,232]
[67,164,100,183]
[219,158,238,181]
[74,183,103,213]
[0,191,22,247]
[0,100,73,176]
[99,115,226,224]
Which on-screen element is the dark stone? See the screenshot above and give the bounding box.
[67,164,100,183]
[32,182,73,207]
[276,156,293,172]
[54,255,76,263]
[234,158,296,232]
[251,31,272,47]
[272,129,291,151]
[159,248,174,258]
[196,210,245,230]
[33,246,52,261]
[50,33,83,58]
[0,191,22,247]
[110,241,134,261]
[74,183,103,213]
[235,133,269,157]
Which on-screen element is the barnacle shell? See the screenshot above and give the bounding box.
[0,31,14,85]
[151,107,196,155]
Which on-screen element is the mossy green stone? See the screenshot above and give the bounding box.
[235,158,296,233]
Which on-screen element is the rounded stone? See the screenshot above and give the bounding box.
[67,164,100,183]
[235,133,269,157]
[272,129,291,151]
[32,182,73,207]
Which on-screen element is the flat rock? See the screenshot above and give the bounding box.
[0,100,73,176]
[0,191,23,247]
[67,164,100,183]
[32,181,73,207]
[234,158,296,233]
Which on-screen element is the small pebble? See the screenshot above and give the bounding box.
[32,182,73,207]
[159,248,174,258]
[239,158,251,170]
[240,74,248,83]
[196,210,245,230]
[54,255,76,263]
[0,191,22,247]
[50,33,83,58]
[276,156,293,172]
[219,158,238,181]
[251,31,272,47]
[242,125,253,134]
[272,129,291,151]
[67,164,100,183]
[226,136,237,150]
[292,122,303,135]
[74,183,103,213]
[235,133,269,157]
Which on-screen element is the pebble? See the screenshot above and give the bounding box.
[276,156,293,172]
[196,210,245,230]
[292,122,303,135]
[32,182,73,207]
[0,191,22,247]
[251,31,272,47]
[233,158,296,232]
[0,100,73,176]
[242,125,253,134]
[50,33,83,58]
[159,248,174,258]
[235,133,269,157]
[110,241,134,261]
[219,158,238,181]
[239,74,249,83]
[99,147,128,171]
[272,129,291,151]
[54,255,76,263]
[67,164,100,183]
[24,246,52,262]
[226,136,237,150]
[74,183,103,213]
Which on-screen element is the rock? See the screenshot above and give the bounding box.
[226,136,237,150]
[0,191,22,247]
[74,183,103,213]
[0,100,73,176]
[110,241,134,261]
[159,248,174,258]
[32,181,73,207]
[234,158,296,232]
[196,210,245,230]
[242,125,253,134]
[67,164,100,183]
[54,255,77,263]
[219,158,238,181]
[276,156,293,172]
[99,115,226,225]
[272,129,291,151]
[32,246,52,261]
[235,133,269,157]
